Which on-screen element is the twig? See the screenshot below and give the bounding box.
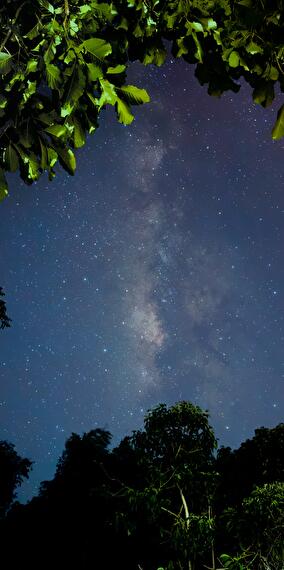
[0,1,29,51]
[63,0,70,30]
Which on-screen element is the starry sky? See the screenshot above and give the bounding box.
[0,47,284,500]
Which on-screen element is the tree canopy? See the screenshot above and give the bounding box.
[1,401,283,569]
[0,0,284,199]
[0,440,32,517]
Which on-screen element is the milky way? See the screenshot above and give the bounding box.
[0,52,283,499]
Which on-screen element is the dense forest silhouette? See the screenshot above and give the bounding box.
[0,401,283,570]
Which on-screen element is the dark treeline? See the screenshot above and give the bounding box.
[0,401,283,570]
[0,287,11,330]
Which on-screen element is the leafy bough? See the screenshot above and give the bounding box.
[1,0,284,200]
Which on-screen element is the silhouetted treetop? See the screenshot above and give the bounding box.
[0,440,32,517]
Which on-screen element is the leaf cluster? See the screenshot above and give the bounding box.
[0,0,284,199]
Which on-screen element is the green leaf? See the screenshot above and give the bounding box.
[0,52,13,74]
[116,85,150,105]
[63,49,76,65]
[38,0,54,13]
[4,144,19,172]
[44,124,67,139]
[246,41,263,55]
[22,80,37,104]
[15,146,39,181]
[69,17,79,35]
[107,64,126,74]
[204,18,217,30]
[191,21,203,32]
[87,91,98,108]
[0,95,7,109]
[27,155,40,181]
[45,63,61,89]
[269,66,279,81]
[116,16,128,30]
[37,110,58,126]
[133,23,143,38]
[228,51,240,67]
[143,46,167,66]
[92,2,115,20]
[0,168,8,201]
[25,22,41,40]
[116,98,134,125]
[72,116,86,148]
[47,147,58,168]
[44,40,56,65]
[55,147,76,175]
[192,31,203,62]
[31,39,45,53]
[79,5,92,15]
[253,82,274,107]
[60,103,73,118]
[39,137,48,170]
[272,104,284,140]
[61,65,86,117]
[5,71,25,91]
[81,38,112,61]
[176,37,188,58]
[86,63,103,82]
[26,59,38,73]
[98,79,117,107]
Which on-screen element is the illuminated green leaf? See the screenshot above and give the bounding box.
[0,53,12,74]
[81,38,112,61]
[45,63,61,89]
[116,85,150,105]
[72,117,86,148]
[44,124,67,139]
[229,51,240,67]
[272,104,284,140]
[55,147,76,175]
[98,79,117,107]
[86,63,103,82]
[116,98,134,125]
[107,64,126,74]
[26,59,38,73]
[0,168,8,201]
[246,41,263,55]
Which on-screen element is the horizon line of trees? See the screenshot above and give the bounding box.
[0,400,283,569]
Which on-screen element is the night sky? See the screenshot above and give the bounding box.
[0,49,284,500]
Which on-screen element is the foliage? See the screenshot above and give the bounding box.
[0,440,32,517]
[112,402,218,569]
[215,422,284,512]
[219,482,284,570]
[0,0,284,199]
[0,287,11,329]
[0,402,283,570]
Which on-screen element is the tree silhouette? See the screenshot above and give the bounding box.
[1,403,283,570]
[0,287,11,330]
[0,440,32,517]
[112,401,218,570]
[215,422,284,512]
